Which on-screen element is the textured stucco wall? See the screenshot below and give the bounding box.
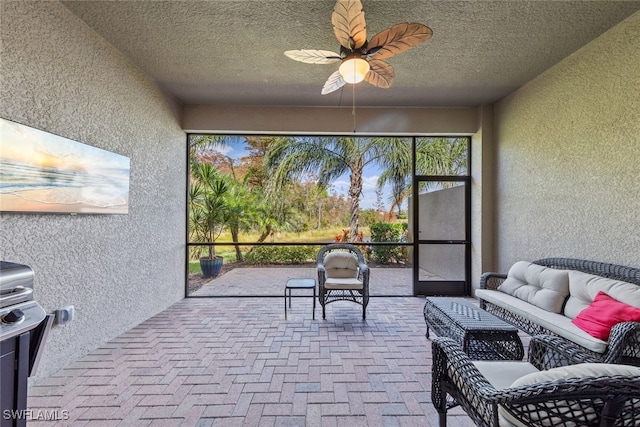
[0,2,186,378]
[183,105,478,135]
[471,105,495,290]
[493,12,640,272]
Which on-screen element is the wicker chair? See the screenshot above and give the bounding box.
[479,258,640,366]
[432,335,640,427]
[317,243,370,320]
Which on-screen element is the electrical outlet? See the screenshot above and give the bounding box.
[55,305,75,325]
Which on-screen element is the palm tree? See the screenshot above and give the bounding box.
[265,136,401,241]
[374,138,412,219]
[188,134,229,172]
[415,137,467,176]
[377,137,468,217]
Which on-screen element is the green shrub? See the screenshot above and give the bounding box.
[245,245,317,265]
[369,222,408,264]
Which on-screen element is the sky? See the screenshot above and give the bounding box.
[332,166,390,211]
[0,118,129,173]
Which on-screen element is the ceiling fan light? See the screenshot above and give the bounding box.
[339,58,370,84]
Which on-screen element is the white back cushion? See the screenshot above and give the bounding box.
[500,363,640,427]
[511,362,640,387]
[563,270,640,318]
[323,252,359,279]
[498,261,569,313]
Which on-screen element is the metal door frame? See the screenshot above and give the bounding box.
[411,137,471,296]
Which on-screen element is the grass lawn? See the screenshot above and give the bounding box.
[213,226,371,244]
[187,224,407,274]
[188,227,363,274]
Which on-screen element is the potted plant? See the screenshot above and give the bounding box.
[190,163,229,277]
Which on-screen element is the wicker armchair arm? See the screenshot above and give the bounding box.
[479,272,507,290]
[432,338,500,409]
[317,264,326,285]
[358,262,369,281]
[604,321,640,364]
[528,335,600,369]
[358,262,369,273]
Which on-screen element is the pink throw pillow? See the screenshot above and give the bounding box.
[572,291,640,340]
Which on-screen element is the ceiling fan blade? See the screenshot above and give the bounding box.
[331,0,367,50]
[367,23,433,60]
[284,50,342,64]
[321,70,347,95]
[364,60,394,89]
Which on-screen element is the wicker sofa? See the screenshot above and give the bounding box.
[475,258,640,366]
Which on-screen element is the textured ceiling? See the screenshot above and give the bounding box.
[62,1,639,108]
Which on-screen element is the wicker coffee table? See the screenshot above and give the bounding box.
[423,297,524,360]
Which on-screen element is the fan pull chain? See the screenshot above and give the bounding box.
[352,82,357,133]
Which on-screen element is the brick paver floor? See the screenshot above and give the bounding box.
[28,296,478,426]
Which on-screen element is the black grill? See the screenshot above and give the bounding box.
[0,262,53,427]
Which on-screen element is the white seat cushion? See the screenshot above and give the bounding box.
[473,360,539,390]
[324,277,363,290]
[472,360,540,427]
[475,289,608,353]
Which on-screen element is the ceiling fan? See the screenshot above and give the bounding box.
[284,0,433,95]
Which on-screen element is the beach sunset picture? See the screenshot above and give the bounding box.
[0,118,130,214]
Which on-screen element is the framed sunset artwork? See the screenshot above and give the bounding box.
[0,118,130,214]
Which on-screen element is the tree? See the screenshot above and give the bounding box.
[265,136,401,241]
[375,187,386,213]
[310,183,329,229]
[224,180,255,262]
[243,137,305,239]
[189,135,229,170]
[189,163,229,260]
[190,136,272,260]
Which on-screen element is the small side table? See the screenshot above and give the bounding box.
[285,278,316,320]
